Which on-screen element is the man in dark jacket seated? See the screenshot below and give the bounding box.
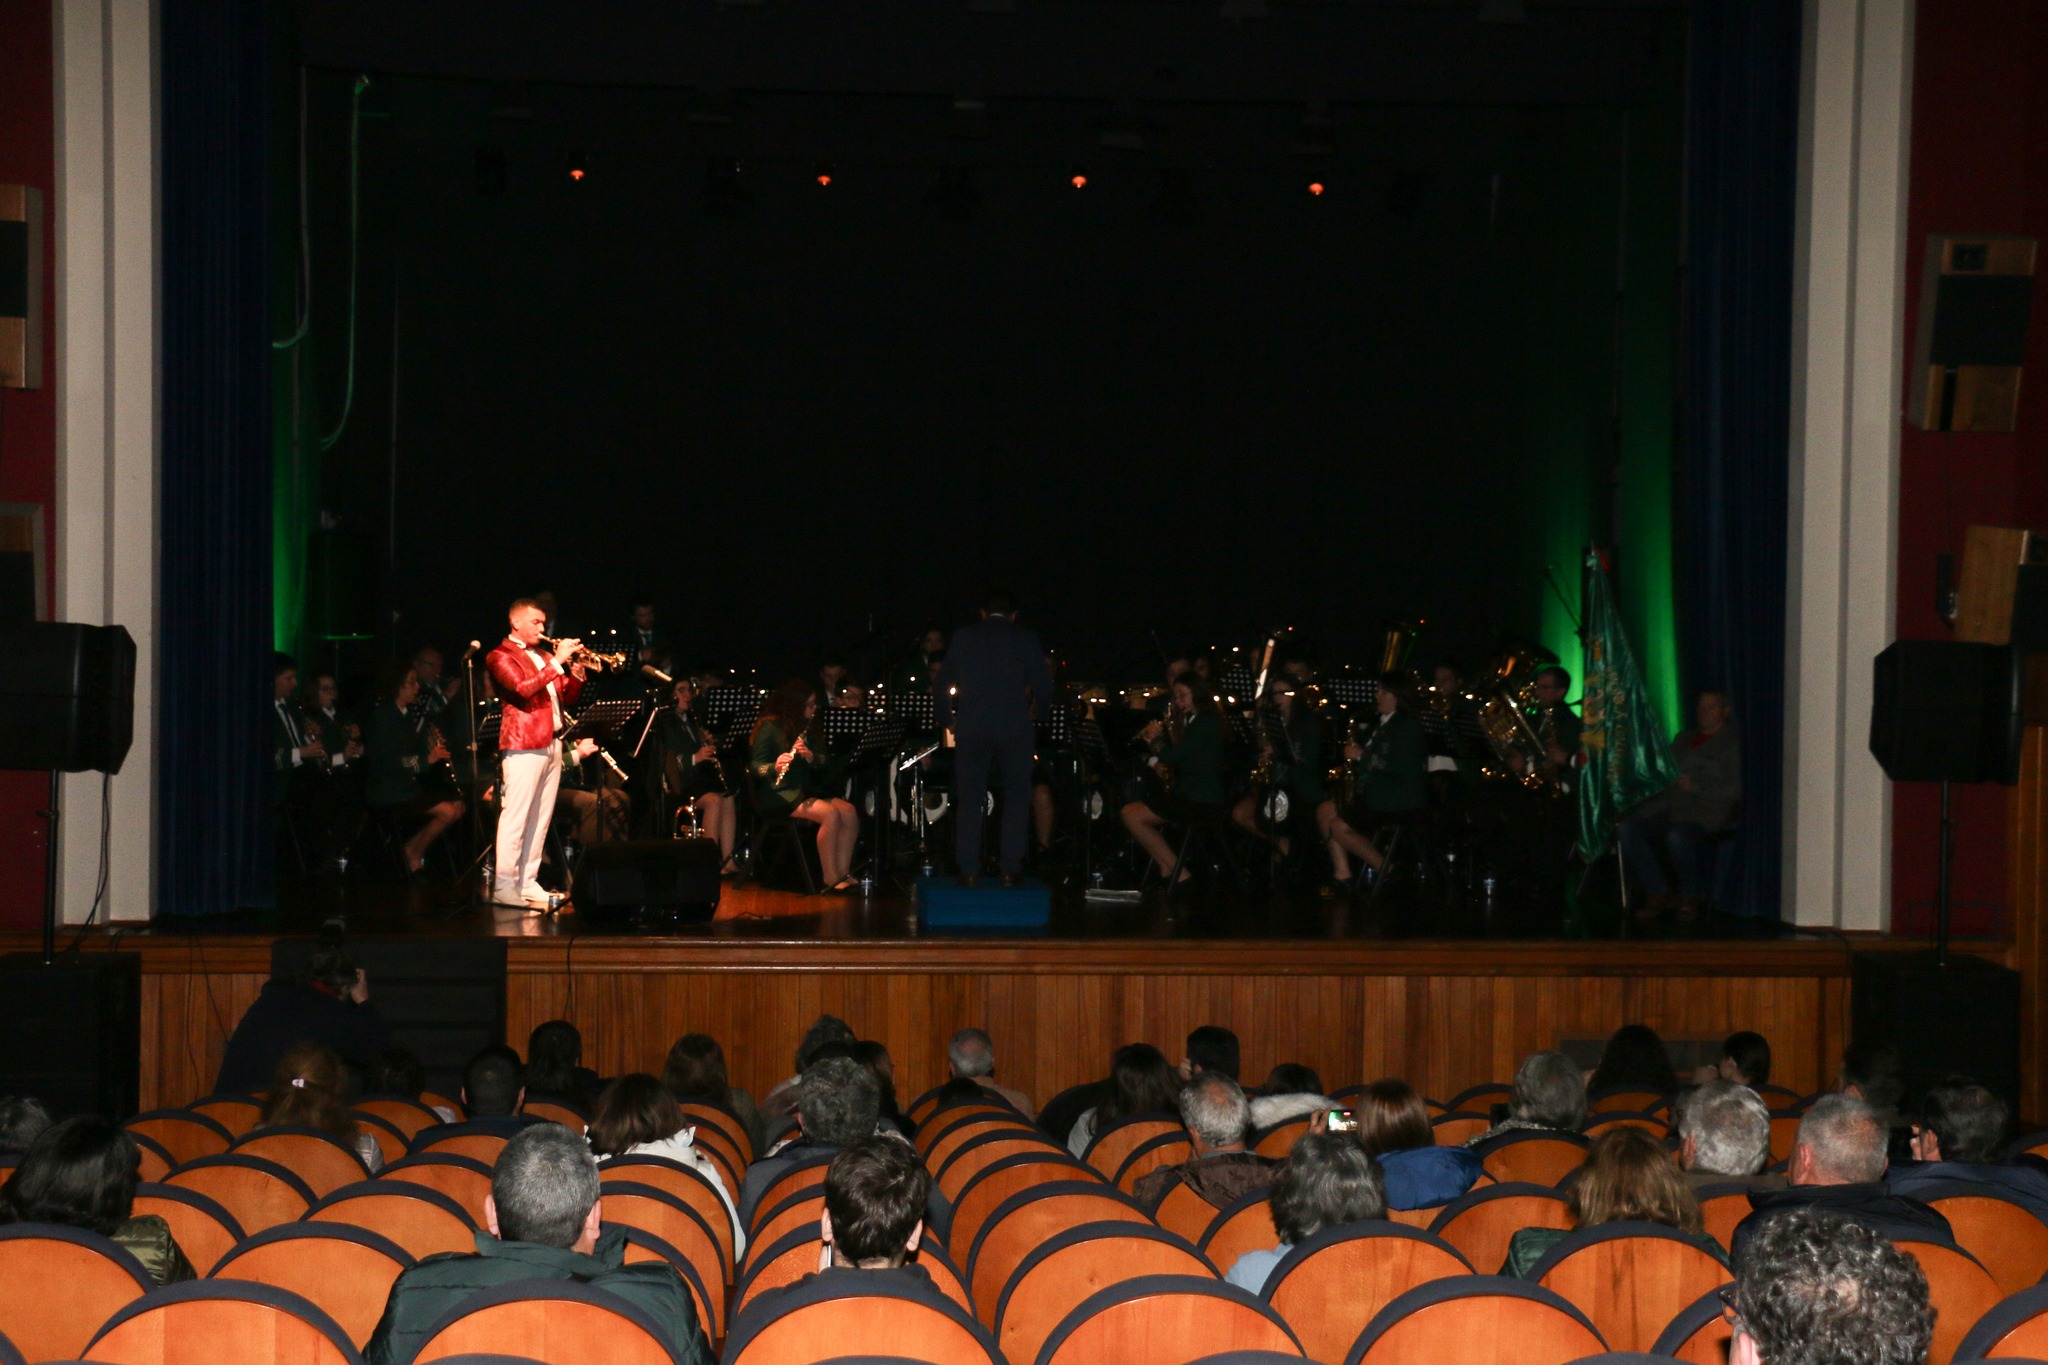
[215,939,389,1093]
[1887,1076,2048,1219]
[1132,1074,1281,1211]
[363,1124,713,1365]
[739,1057,882,1228]
[1729,1094,1953,1266]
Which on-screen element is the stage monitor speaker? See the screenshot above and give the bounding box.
[1908,235,2036,432]
[0,622,136,773]
[1851,952,2021,1118]
[1869,640,2022,784]
[0,954,141,1119]
[269,937,506,1101]
[574,839,721,928]
[307,530,376,641]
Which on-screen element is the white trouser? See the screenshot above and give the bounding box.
[497,746,562,897]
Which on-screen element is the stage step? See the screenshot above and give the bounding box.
[915,875,1052,929]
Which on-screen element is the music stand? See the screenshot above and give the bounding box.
[885,690,937,736]
[705,685,764,747]
[561,698,643,850]
[843,711,906,883]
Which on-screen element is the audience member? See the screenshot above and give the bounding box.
[586,1074,742,1258]
[739,1056,882,1228]
[1224,1131,1386,1294]
[1181,1024,1241,1081]
[1132,1074,1281,1210]
[462,1046,528,1120]
[259,1042,383,1172]
[0,1116,194,1285]
[215,938,390,1094]
[1839,1039,1912,1162]
[1730,1094,1952,1265]
[1467,1051,1587,1149]
[366,1047,458,1122]
[524,1021,602,1111]
[1350,1078,1481,1208]
[1888,1076,2048,1218]
[1676,1080,1782,1191]
[364,1124,713,1365]
[850,1040,910,1136]
[761,1014,857,1123]
[0,1095,52,1155]
[1721,1031,1773,1089]
[1505,1126,1724,1277]
[662,1032,765,1155]
[1247,1064,1336,1132]
[1587,1023,1682,1097]
[1729,1209,1933,1365]
[946,1027,1036,1120]
[1068,1043,1183,1158]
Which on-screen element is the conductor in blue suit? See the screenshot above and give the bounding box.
[934,589,1056,886]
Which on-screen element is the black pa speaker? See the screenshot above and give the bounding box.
[1851,952,2021,1118]
[0,953,142,1119]
[574,839,722,928]
[1869,640,2022,784]
[0,622,136,772]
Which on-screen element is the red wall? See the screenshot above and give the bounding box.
[1894,0,2048,935]
[0,0,56,927]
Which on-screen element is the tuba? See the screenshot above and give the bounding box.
[1475,652,1560,793]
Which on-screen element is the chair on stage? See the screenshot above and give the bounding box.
[1259,1221,1474,1365]
[1035,1274,1301,1365]
[739,809,822,894]
[723,1272,1002,1365]
[1142,808,1249,893]
[0,1224,154,1362]
[412,1280,692,1365]
[379,1153,495,1227]
[1475,1131,1590,1187]
[229,1126,373,1199]
[1343,1276,1606,1365]
[163,1153,316,1235]
[989,1221,1216,1365]
[304,1180,478,1260]
[965,1183,1149,1325]
[1427,1183,1571,1277]
[1198,1192,1281,1281]
[130,1183,245,1276]
[209,1222,416,1350]
[1526,1223,1733,1355]
[84,1281,359,1365]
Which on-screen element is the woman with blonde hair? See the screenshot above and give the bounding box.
[259,1041,382,1171]
[1503,1125,1725,1277]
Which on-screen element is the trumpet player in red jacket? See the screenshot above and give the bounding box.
[486,598,587,908]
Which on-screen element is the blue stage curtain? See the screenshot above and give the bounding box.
[157,0,273,916]
[1678,0,1801,920]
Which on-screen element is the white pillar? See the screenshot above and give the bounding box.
[52,0,158,923]
[1784,0,1913,930]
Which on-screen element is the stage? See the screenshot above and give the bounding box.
[9,881,2010,1117]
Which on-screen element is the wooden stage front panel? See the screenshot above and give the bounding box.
[84,931,1906,1112]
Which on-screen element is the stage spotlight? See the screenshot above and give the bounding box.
[702,156,751,216]
[1069,168,1089,190]
[565,151,588,183]
[1308,180,1326,197]
[815,160,835,188]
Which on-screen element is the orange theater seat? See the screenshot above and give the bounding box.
[1428,1183,1572,1276]
[353,1113,411,1168]
[734,1227,973,1321]
[1429,1112,1493,1147]
[933,1129,1058,1197]
[519,1097,588,1132]
[614,1226,717,1347]
[1035,1274,1301,1365]
[1581,1113,1668,1140]
[926,1117,1040,1179]
[131,1184,246,1276]
[1475,1132,1590,1187]
[675,1100,756,1166]
[304,1180,478,1260]
[84,1280,358,1365]
[1528,1222,1732,1354]
[1345,1275,1605,1365]
[229,1127,372,1199]
[1651,1283,1735,1365]
[380,1153,495,1226]
[947,1156,1094,1266]
[1114,1133,1196,1198]
[965,1183,1149,1323]
[1442,1084,1512,1113]
[723,1271,1003,1365]
[745,1156,835,1239]
[600,1156,739,1281]
[990,1222,1216,1365]
[1766,1111,1803,1164]
[1259,1222,1473,1365]
[1083,1115,1185,1181]
[413,1280,695,1365]
[1198,1192,1281,1279]
[1895,1238,2004,1365]
[125,1109,233,1168]
[1689,1181,1755,1255]
[749,1190,827,1259]
[1153,1179,1225,1246]
[353,1095,445,1143]
[1953,1280,2048,1361]
[209,1222,415,1350]
[1588,1089,1669,1115]
[1251,1118,1313,1160]
[409,1120,525,1167]
[0,1224,153,1362]
[915,1104,1021,1158]
[1919,1185,2048,1295]
[599,1182,728,1336]
[186,1095,263,1139]
[162,1154,316,1235]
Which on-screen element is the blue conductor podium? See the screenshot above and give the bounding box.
[914,875,1052,930]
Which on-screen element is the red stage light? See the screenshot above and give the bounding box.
[569,167,586,182]
[1308,181,1325,196]
[817,173,833,188]
[1071,173,1088,189]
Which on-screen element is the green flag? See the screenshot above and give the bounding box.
[1576,550,1679,862]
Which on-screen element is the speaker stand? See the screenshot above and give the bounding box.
[38,769,59,963]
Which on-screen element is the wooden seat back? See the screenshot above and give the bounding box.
[599,1181,728,1336]
[749,1190,827,1261]
[130,1135,175,1184]
[1925,1191,2048,1295]
[1261,1223,1473,1365]
[163,1154,315,1234]
[1443,1084,1512,1111]
[1477,1134,1588,1187]
[915,1104,1019,1158]
[991,1222,1216,1365]
[746,1155,834,1238]
[1529,1223,1732,1354]
[1114,1133,1195,1197]
[353,1112,411,1167]
[1649,1283,1734,1365]
[725,1281,1000,1365]
[228,1127,371,1199]
[0,1225,153,1361]
[413,1281,689,1365]
[85,1281,358,1365]
[1690,1183,1754,1255]
[600,1156,737,1282]
[1344,1277,1605,1365]
[734,1227,973,1321]
[1036,1274,1300,1365]
[304,1180,478,1259]
[519,1098,588,1132]
[676,1101,755,1165]
[1428,1184,1572,1276]
[187,1095,263,1139]
[1952,1281,2048,1361]
[209,1222,415,1349]
[1581,1113,1668,1140]
[1197,1193,1280,1279]
[1251,1118,1313,1160]
[948,1156,1091,1263]
[410,1126,514,1166]
[1588,1090,1668,1115]
[1429,1112,1492,1146]
[615,1227,716,1349]
[125,1110,232,1167]
[352,1096,445,1142]
[967,1185,1150,1324]
[927,1117,1041,1181]
[1083,1116,1185,1181]
[130,1183,245,1275]
[1766,1111,1802,1164]
[379,1153,495,1226]
[1896,1239,2005,1365]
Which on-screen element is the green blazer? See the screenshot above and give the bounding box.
[361,700,428,808]
[1158,712,1226,805]
[1361,710,1428,813]
[750,720,812,810]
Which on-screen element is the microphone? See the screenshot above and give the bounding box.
[460,640,480,663]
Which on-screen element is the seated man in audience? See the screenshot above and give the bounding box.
[215,937,390,1094]
[1132,1074,1281,1210]
[1839,1039,1912,1162]
[1224,1131,1386,1293]
[1888,1076,2048,1218]
[1677,1080,1784,1191]
[739,1056,881,1228]
[1728,1209,1933,1365]
[1730,1095,1952,1264]
[1466,1050,1587,1150]
[461,1047,531,1122]
[364,1124,714,1365]
[1180,1024,1241,1082]
[946,1027,1035,1120]
[0,1096,52,1155]
[761,1014,858,1123]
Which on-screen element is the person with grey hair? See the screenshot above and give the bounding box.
[946,1026,1036,1120]
[737,1056,882,1228]
[0,1096,52,1155]
[1729,1094,1953,1266]
[1224,1132,1387,1293]
[760,1013,859,1123]
[1131,1074,1281,1211]
[364,1125,712,1365]
[1889,1075,2048,1219]
[1678,1081,1783,1191]
[1729,1209,1933,1365]
[1466,1050,1588,1151]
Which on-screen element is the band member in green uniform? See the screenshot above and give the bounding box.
[361,664,466,874]
[1231,676,1337,859]
[750,680,860,892]
[1120,677,1228,884]
[661,677,736,873]
[1326,671,1427,888]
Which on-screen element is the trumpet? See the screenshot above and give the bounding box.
[537,636,628,670]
